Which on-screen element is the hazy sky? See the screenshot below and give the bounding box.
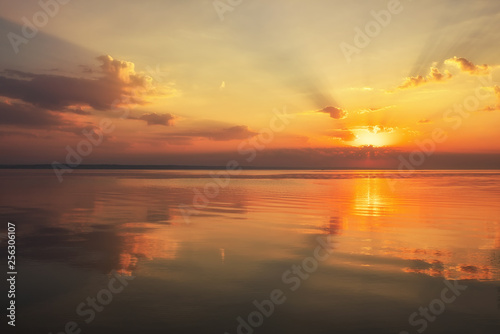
[1,0,500,167]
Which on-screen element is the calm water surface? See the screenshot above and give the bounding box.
[1,170,500,333]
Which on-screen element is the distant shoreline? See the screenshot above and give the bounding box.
[0,165,499,171]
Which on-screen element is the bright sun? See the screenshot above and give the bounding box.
[354,132,390,147]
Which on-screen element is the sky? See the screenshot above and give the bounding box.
[1,0,500,168]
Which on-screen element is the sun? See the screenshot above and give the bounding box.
[353,131,391,147]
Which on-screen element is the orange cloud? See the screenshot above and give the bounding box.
[445,57,490,75]
[328,129,357,142]
[397,67,452,89]
[480,85,500,111]
[367,125,394,134]
[418,119,432,124]
[359,106,393,114]
[97,55,144,84]
[319,106,348,119]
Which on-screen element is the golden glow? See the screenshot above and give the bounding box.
[353,131,391,147]
[352,178,395,217]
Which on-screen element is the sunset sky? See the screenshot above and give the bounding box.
[1,0,500,168]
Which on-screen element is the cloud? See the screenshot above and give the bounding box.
[2,70,34,79]
[0,129,41,139]
[131,113,176,126]
[359,108,380,114]
[394,57,492,90]
[199,125,258,141]
[318,106,348,119]
[418,119,432,124]
[350,125,396,134]
[0,55,155,113]
[445,57,490,75]
[244,146,399,166]
[79,65,93,74]
[156,125,258,145]
[480,85,500,111]
[367,125,394,134]
[359,106,394,114]
[328,129,357,142]
[428,67,452,81]
[0,55,181,137]
[0,100,66,128]
[392,57,499,112]
[494,85,500,103]
[0,99,99,138]
[97,55,152,88]
[397,67,452,89]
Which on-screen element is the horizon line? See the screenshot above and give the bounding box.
[1,164,500,171]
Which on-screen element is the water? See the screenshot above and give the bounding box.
[1,170,500,333]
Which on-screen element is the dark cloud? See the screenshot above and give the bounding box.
[0,100,66,127]
[319,106,348,120]
[0,129,39,138]
[0,55,152,112]
[2,69,35,79]
[79,65,93,74]
[0,56,181,137]
[0,71,116,111]
[153,125,258,145]
[0,99,100,136]
[193,125,258,141]
[131,113,176,126]
[65,106,92,115]
[245,147,400,167]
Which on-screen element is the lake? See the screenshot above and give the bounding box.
[1,170,500,333]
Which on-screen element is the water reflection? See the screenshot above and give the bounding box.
[1,170,499,280]
[1,170,500,333]
[352,178,396,217]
